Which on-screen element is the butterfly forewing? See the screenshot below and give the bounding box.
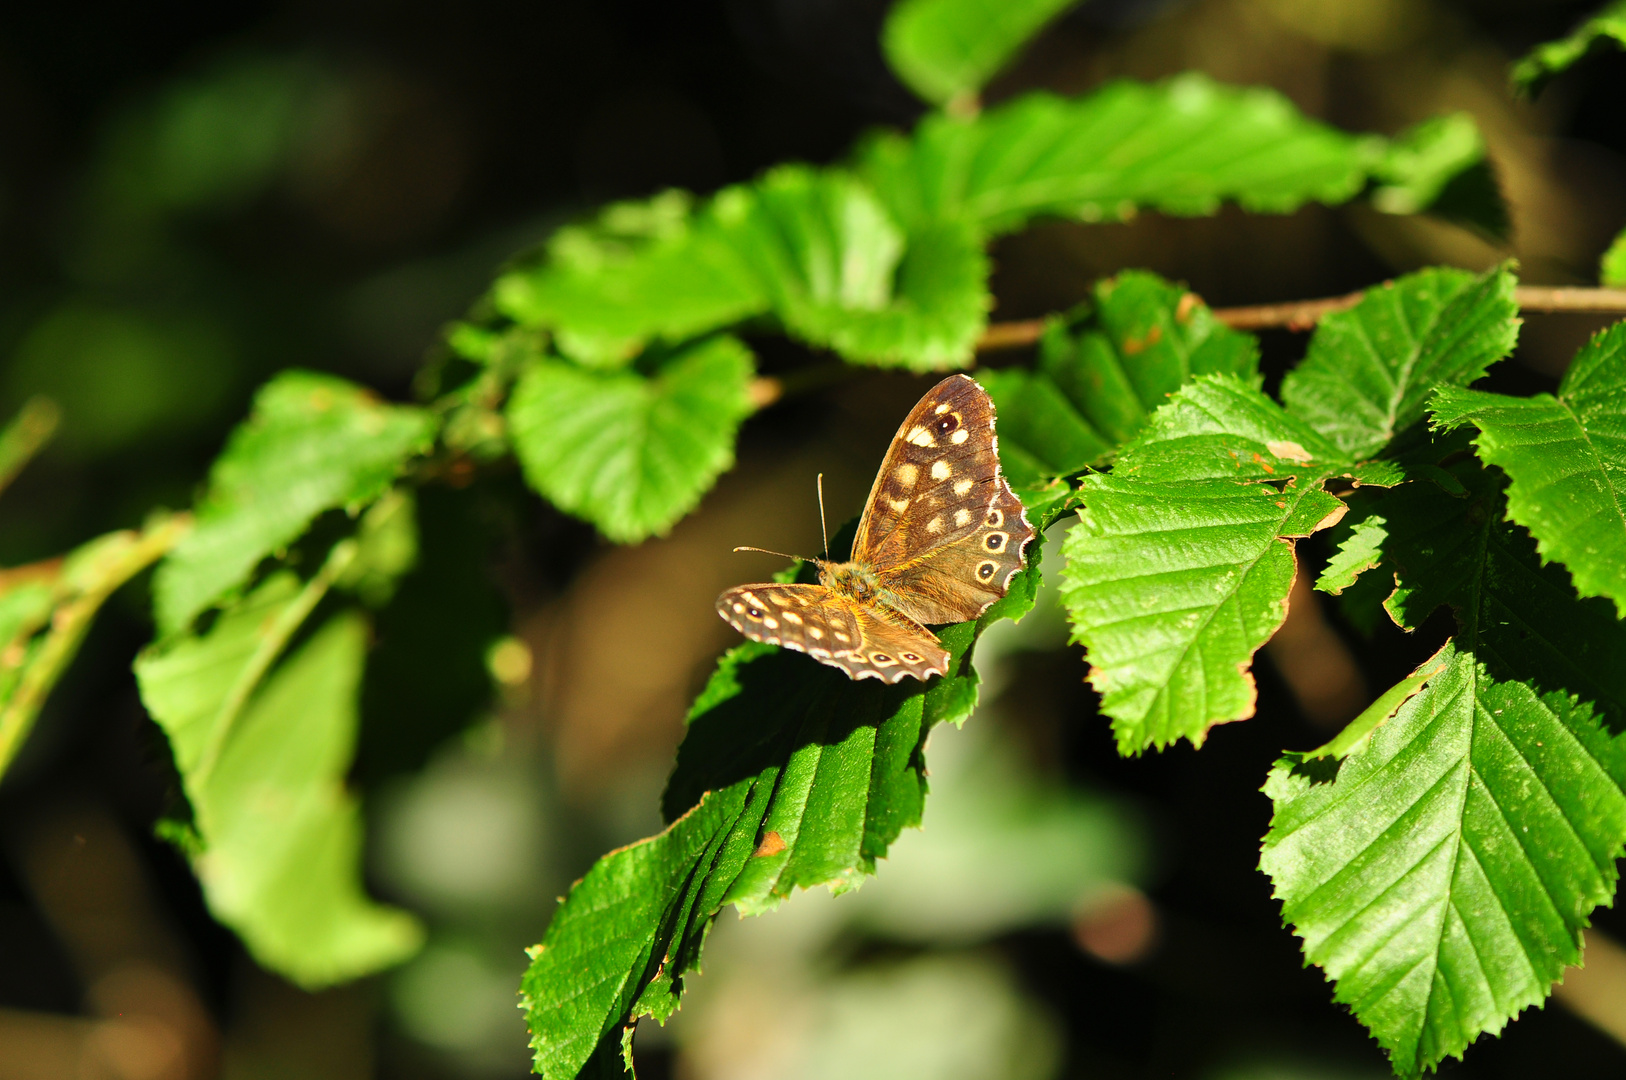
[879,479,1032,624]
[716,583,948,683]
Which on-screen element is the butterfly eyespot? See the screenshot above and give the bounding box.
[870,653,898,666]
[901,652,920,662]
[747,607,765,619]
[933,413,960,437]
[985,532,1007,551]
[976,561,997,581]
[986,509,1003,528]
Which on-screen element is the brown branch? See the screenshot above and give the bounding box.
[973,284,1626,351]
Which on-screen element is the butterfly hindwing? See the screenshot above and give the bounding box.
[716,583,948,683]
[878,480,1034,624]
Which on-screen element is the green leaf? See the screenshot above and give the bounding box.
[982,272,1259,484]
[136,569,422,988]
[857,74,1385,236]
[723,168,991,370]
[1370,114,1509,240]
[1316,507,1388,596]
[494,190,767,368]
[1373,455,1626,729]
[1262,642,1626,1076]
[153,371,436,637]
[507,335,755,544]
[0,517,186,777]
[881,0,1080,107]
[1604,228,1626,287]
[1511,0,1626,95]
[0,397,60,499]
[1280,266,1519,459]
[520,504,1064,1079]
[1059,376,1351,753]
[1431,321,1626,617]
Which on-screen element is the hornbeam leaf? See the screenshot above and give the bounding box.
[1281,266,1519,459]
[137,582,423,987]
[857,74,1385,235]
[1059,375,1351,753]
[1604,228,1626,287]
[1432,321,1626,617]
[153,371,435,637]
[519,501,1066,1079]
[1511,0,1626,95]
[506,336,756,544]
[881,0,1080,107]
[1262,643,1626,1076]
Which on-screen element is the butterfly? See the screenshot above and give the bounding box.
[717,374,1034,683]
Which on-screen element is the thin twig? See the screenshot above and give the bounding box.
[973,283,1626,351]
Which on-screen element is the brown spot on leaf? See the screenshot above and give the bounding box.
[753,831,787,857]
[1175,292,1200,324]
[1251,453,1275,474]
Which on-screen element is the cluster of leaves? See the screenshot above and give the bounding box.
[8,1,1626,1079]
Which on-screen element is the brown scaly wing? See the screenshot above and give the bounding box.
[850,374,1034,624]
[716,583,948,683]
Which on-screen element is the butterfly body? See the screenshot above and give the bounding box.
[718,374,1034,684]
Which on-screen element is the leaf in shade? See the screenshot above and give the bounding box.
[1280,266,1519,459]
[981,271,1259,484]
[1511,0,1626,95]
[518,499,1068,1079]
[881,0,1080,107]
[136,577,423,988]
[153,371,436,637]
[1431,321,1626,617]
[1370,114,1509,240]
[1262,641,1626,1077]
[506,335,756,544]
[857,74,1385,236]
[1058,376,1352,753]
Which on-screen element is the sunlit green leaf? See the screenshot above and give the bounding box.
[858,74,1385,235]
[1604,228,1626,287]
[1431,321,1626,617]
[1280,266,1519,459]
[136,572,422,988]
[507,335,755,544]
[1262,642,1626,1077]
[153,371,436,637]
[1059,376,1352,753]
[520,501,1067,1079]
[1511,0,1626,95]
[881,0,1080,106]
[1370,114,1508,239]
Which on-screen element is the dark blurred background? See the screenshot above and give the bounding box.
[3,2,1626,1079]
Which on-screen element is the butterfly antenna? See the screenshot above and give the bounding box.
[733,545,812,562]
[816,473,830,560]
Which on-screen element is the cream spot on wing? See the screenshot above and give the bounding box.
[930,459,951,480]
[762,617,778,630]
[926,516,945,534]
[934,402,951,415]
[782,611,803,625]
[894,463,918,489]
[953,478,973,496]
[810,647,830,658]
[808,626,824,640]
[769,593,790,606]
[741,592,760,605]
[950,428,969,445]
[732,602,746,614]
[954,508,971,527]
[832,630,851,643]
[906,426,935,447]
[888,497,910,512]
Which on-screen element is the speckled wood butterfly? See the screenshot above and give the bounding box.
[717,374,1035,683]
